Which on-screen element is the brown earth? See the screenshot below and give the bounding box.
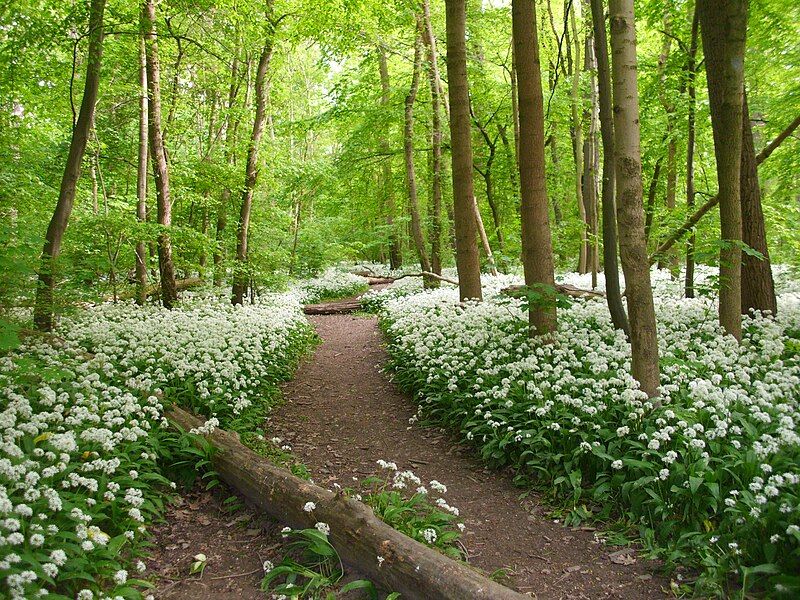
[268,313,674,600]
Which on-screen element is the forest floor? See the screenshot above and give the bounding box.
[269,312,671,599]
[147,296,673,599]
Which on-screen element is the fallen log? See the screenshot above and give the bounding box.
[303,298,363,315]
[355,271,460,286]
[501,283,606,299]
[167,407,527,600]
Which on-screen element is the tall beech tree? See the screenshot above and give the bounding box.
[699,0,748,340]
[135,34,149,306]
[232,33,274,305]
[740,91,777,315]
[143,0,178,309]
[609,0,660,397]
[590,0,629,336]
[444,0,482,301]
[378,46,401,270]
[422,0,444,277]
[33,0,107,331]
[403,27,432,278]
[512,0,557,336]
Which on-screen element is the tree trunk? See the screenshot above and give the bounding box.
[609,0,660,397]
[404,27,433,279]
[513,0,557,336]
[685,5,699,298]
[473,117,504,251]
[510,42,521,167]
[135,33,149,306]
[214,50,241,287]
[570,2,587,274]
[590,0,629,336]
[33,0,106,331]
[582,15,600,287]
[232,40,273,305]
[699,0,748,340]
[740,91,777,315]
[444,0,482,301]
[378,46,402,270]
[422,0,444,278]
[143,0,178,309]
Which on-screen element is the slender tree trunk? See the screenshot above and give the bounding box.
[590,0,629,335]
[740,91,777,315]
[609,0,660,397]
[699,0,748,340]
[644,151,664,242]
[473,117,504,251]
[143,0,178,309]
[422,0,444,277]
[656,15,679,275]
[510,42,521,166]
[513,0,557,336]
[570,2,587,274]
[444,0,482,301]
[135,33,149,305]
[497,123,519,196]
[214,50,241,287]
[378,46,402,269]
[685,5,699,298]
[404,27,433,278]
[33,0,106,331]
[582,16,600,286]
[232,40,273,305]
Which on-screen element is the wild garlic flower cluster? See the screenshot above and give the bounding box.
[378,267,800,590]
[1,292,313,598]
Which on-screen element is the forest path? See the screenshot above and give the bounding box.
[270,313,670,599]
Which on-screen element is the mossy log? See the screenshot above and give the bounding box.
[167,406,528,600]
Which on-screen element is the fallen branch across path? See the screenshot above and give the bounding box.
[167,406,527,600]
[355,271,460,286]
[501,283,606,299]
[303,298,363,315]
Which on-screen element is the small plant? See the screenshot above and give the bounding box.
[357,462,465,560]
[261,526,382,599]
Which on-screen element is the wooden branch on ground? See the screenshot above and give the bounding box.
[354,271,460,286]
[167,407,527,600]
[501,283,606,299]
[303,298,363,315]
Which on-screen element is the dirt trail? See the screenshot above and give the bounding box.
[270,314,671,599]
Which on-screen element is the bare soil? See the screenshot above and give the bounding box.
[268,313,673,599]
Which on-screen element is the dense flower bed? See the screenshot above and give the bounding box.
[0,293,314,599]
[377,269,800,595]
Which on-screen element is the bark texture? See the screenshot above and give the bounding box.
[609,0,660,397]
[144,0,178,309]
[740,91,777,315]
[699,0,748,340]
[33,0,107,331]
[444,0,483,301]
[685,6,699,298]
[590,0,629,335]
[513,0,557,336]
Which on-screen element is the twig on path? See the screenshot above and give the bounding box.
[208,567,263,580]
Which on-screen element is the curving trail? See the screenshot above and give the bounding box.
[270,313,671,599]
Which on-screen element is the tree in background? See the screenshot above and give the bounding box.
[512,0,557,336]
[143,0,178,309]
[609,0,660,397]
[444,0,482,301]
[33,0,106,331]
